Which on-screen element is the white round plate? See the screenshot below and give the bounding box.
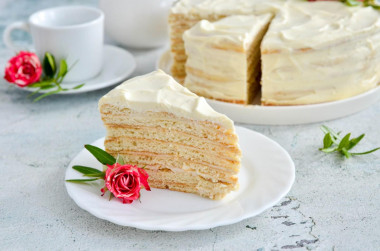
[157,50,380,125]
[65,126,295,231]
[21,45,136,94]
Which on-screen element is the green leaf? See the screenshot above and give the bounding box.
[57,59,68,80]
[65,178,99,183]
[341,148,352,159]
[28,81,54,88]
[27,87,41,97]
[323,133,333,149]
[321,125,341,142]
[338,133,351,150]
[344,0,361,6]
[73,165,103,175]
[347,134,365,150]
[33,89,61,102]
[84,144,116,165]
[351,147,380,156]
[116,155,125,165]
[42,52,56,78]
[40,84,55,90]
[72,83,85,90]
[321,147,337,153]
[84,173,105,178]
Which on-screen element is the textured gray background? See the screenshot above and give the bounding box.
[0,0,379,250]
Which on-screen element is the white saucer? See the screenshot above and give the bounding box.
[65,126,295,231]
[22,45,136,94]
[157,50,380,125]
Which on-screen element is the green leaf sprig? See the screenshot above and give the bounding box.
[363,0,380,9]
[319,125,380,158]
[28,52,84,102]
[66,144,117,183]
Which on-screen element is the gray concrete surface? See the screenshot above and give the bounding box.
[0,0,379,250]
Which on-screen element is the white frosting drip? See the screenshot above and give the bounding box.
[99,70,235,129]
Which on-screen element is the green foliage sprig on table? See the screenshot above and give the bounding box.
[319,125,380,159]
[28,52,84,102]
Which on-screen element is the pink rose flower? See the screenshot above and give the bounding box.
[4,51,42,87]
[101,163,151,204]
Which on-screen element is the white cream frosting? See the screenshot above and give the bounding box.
[171,0,283,17]
[184,15,272,48]
[261,1,380,105]
[184,14,272,103]
[99,70,235,129]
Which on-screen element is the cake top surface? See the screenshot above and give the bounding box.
[183,14,273,47]
[98,70,235,130]
[262,1,380,51]
[171,0,283,16]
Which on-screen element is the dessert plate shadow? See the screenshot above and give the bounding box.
[19,45,136,94]
[65,126,295,231]
[157,50,380,125]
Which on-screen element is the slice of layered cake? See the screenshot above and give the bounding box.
[98,70,241,200]
[183,14,272,104]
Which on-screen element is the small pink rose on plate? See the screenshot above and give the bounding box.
[66,144,151,205]
[4,51,42,87]
[103,163,151,204]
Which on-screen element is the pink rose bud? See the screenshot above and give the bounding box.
[102,163,150,204]
[4,51,42,87]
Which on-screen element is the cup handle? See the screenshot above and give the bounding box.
[3,21,30,52]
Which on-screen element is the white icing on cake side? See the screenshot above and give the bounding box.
[98,70,235,129]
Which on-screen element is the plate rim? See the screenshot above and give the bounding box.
[65,126,295,231]
[15,44,136,95]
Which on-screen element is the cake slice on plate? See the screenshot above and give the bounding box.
[98,70,241,200]
[183,14,272,104]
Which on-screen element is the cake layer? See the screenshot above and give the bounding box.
[100,107,238,145]
[105,125,240,156]
[116,152,239,182]
[146,168,238,200]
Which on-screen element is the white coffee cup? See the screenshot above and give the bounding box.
[3,6,104,82]
[99,0,175,48]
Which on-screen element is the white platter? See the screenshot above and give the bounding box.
[157,50,380,125]
[20,45,136,94]
[65,126,295,231]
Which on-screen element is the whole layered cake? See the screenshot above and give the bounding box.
[98,70,241,200]
[168,0,380,105]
